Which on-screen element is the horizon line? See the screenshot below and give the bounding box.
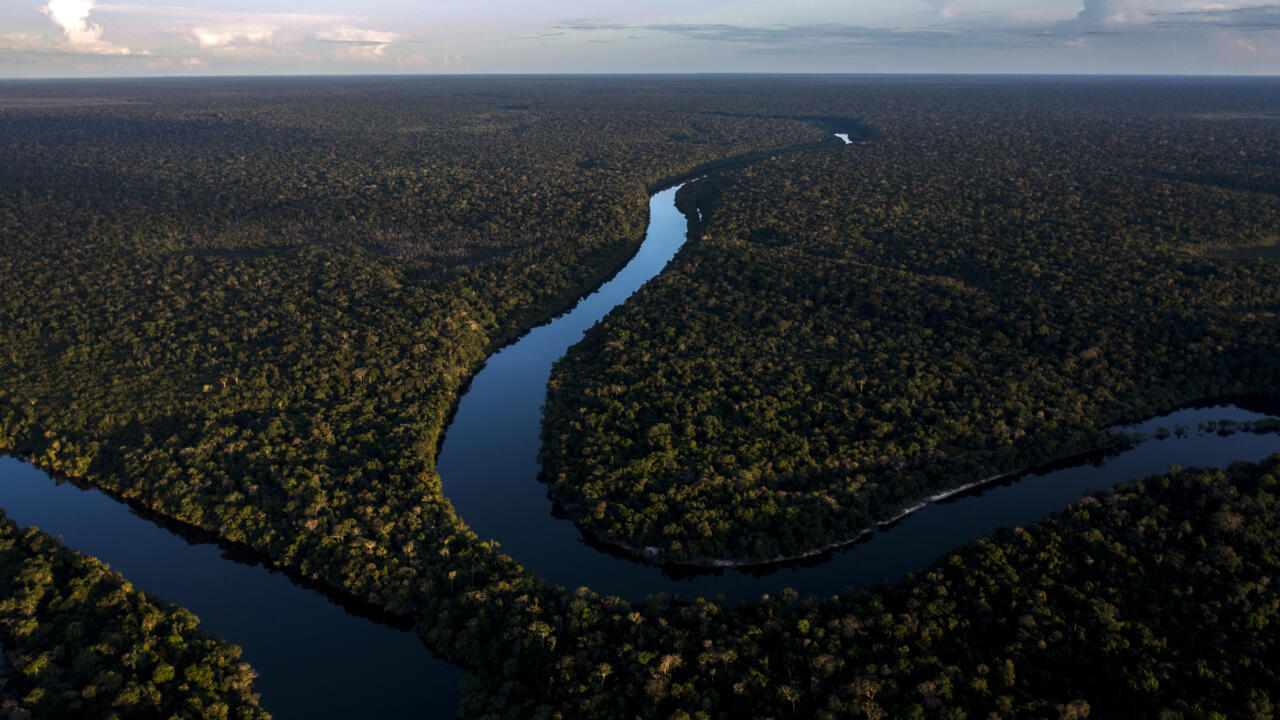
[4,71,1280,82]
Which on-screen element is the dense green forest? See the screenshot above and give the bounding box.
[2,77,1279,718]
[465,456,1280,719]
[0,510,269,719]
[0,76,818,606]
[542,80,1280,564]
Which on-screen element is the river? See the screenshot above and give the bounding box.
[0,455,464,719]
[435,178,1280,602]
[2,134,1277,718]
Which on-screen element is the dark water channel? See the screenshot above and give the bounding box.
[0,455,464,719]
[2,136,1277,718]
[437,180,1280,602]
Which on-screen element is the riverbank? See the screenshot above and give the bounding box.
[599,439,1137,570]
[577,395,1280,571]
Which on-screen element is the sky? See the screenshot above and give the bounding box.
[0,0,1276,77]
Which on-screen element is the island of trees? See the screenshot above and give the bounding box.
[0,511,270,719]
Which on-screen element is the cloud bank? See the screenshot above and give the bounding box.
[41,0,141,54]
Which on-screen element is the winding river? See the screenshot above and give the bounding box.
[435,176,1280,601]
[2,134,1278,718]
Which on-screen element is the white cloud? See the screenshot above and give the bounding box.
[98,3,372,53]
[43,0,100,45]
[316,27,402,45]
[40,0,140,55]
[316,26,403,60]
[337,45,386,60]
[191,24,277,49]
[179,16,408,62]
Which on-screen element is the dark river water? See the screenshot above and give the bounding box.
[2,138,1277,718]
[0,455,464,719]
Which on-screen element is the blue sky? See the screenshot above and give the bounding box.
[1,0,1277,77]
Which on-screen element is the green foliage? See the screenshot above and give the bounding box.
[476,458,1280,719]
[542,80,1280,563]
[0,510,269,719]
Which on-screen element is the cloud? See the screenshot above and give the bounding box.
[1154,3,1280,29]
[314,26,404,61]
[39,0,141,54]
[90,4,379,57]
[1076,0,1112,28]
[923,0,959,19]
[1053,0,1280,35]
[0,32,51,53]
[1051,0,1148,33]
[316,27,401,45]
[315,26,403,59]
[43,0,100,46]
[180,14,409,61]
[556,21,963,49]
[191,24,277,49]
[507,30,567,41]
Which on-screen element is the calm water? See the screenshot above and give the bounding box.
[0,459,464,720]
[2,136,1277,717]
